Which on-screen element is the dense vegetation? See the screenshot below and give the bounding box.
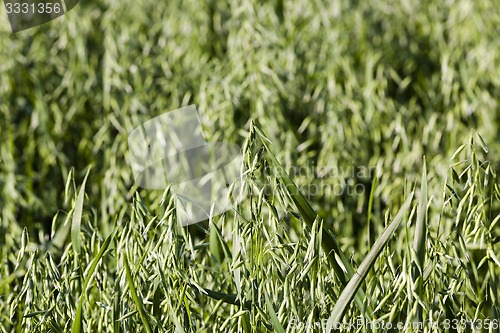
[0,0,499,331]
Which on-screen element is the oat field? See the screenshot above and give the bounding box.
[0,0,499,332]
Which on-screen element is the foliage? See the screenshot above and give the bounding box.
[0,0,499,331]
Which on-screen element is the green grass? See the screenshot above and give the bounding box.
[1,0,500,332]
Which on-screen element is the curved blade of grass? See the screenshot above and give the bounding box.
[254,125,371,315]
[209,218,232,264]
[474,130,489,154]
[72,229,115,333]
[189,283,252,309]
[411,158,427,323]
[326,192,414,330]
[124,253,153,333]
[72,167,91,255]
[264,293,286,333]
[413,157,427,270]
[157,263,185,333]
[367,175,378,245]
[254,126,346,279]
[50,212,72,250]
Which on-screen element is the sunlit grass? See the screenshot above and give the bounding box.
[0,0,499,332]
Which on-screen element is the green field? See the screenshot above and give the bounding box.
[0,0,499,332]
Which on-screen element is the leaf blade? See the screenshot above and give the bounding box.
[71,167,91,255]
[326,192,414,329]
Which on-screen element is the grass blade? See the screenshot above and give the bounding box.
[157,263,185,333]
[71,167,91,255]
[254,126,347,280]
[189,284,252,309]
[72,229,115,333]
[326,191,414,329]
[123,253,153,333]
[253,125,372,315]
[411,158,428,324]
[367,175,378,244]
[264,293,286,333]
[413,158,427,268]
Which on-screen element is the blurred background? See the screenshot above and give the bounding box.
[1,0,499,240]
[1,0,500,331]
